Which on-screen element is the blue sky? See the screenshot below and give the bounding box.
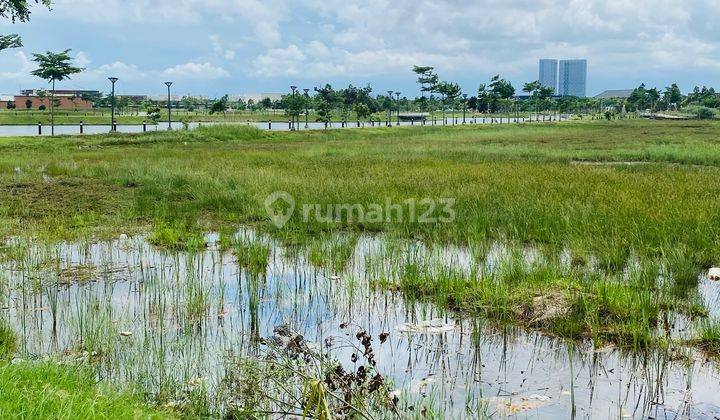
[1,0,718,98]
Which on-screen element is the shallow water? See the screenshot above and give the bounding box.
[0,115,555,137]
[1,231,719,418]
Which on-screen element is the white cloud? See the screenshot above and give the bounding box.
[252,45,307,76]
[50,0,287,46]
[210,35,236,61]
[162,62,230,79]
[16,0,720,92]
[95,61,147,80]
[0,51,36,81]
[73,51,91,68]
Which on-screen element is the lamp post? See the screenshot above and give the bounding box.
[108,77,118,132]
[303,88,310,128]
[387,91,393,126]
[290,85,297,130]
[395,92,401,126]
[164,81,173,130]
[462,93,468,124]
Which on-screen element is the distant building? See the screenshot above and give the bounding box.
[20,88,100,98]
[558,59,587,97]
[116,95,149,102]
[0,95,14,109]
[230,93,284,104]
[15,90,92,109]
[538,59,558,92]
[594,89,633,99]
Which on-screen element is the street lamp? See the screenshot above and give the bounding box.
[303,88,310,129]
[462,93,468,124]
[108,77,118,132]
[395,92,401,126]
[290,85,297,130]
[387,91,393,126]
[164,81,173,130]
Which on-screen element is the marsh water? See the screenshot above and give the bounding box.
[0,116,555,137]
[2,230,719,418]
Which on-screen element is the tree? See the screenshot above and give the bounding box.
[146,104,161,123]
[209,95,229,116]
[315,97,332,127]
[523,81,542,119]
[647,87,660,112]
[282,93,305,123]
[24,98,32,109]
[436,81,461,122]
[81,91,102,108]
[353,103,371,126]
[478,75,516,114]
[0,0,51,52]
[31,49,84,136]
[181,96,198,112]
[663,83,682,110]
[627,84,648,111]
[412,65,438,111]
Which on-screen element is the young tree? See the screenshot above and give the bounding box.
[313,84,337,126]
[315,97,332,127]
[36,88,47,108]
[209,95,229,116]
[412,65,438,112]
[146,104,161,123]
[30,49,84,136]
[523,81,542,119]
[0,0,51,52]
[436,81,461,122]
[282,93,305,124]
[353,103,371,126]
[488,75,515,112]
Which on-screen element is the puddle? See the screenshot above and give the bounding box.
[1,231,719,418]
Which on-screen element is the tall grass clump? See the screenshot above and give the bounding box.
[233,235,272,274]
[0,319,16,360]
[693,321,720,355]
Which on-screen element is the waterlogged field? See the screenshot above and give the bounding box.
[1,119,720,418]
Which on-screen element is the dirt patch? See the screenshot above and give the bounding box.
[528,293,571,326]
[0,177,132,220]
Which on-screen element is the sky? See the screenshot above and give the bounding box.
[0,0,719,98]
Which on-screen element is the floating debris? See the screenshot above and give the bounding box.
[490,394,555,415]
[709,267,720,281]
[330,275,341,280]
[396,319,455,335]
[58,264,99,284]
[120,331,133,337]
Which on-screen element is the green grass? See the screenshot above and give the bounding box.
[693,321,720,354]
[1,119,720,350]
[0,318,173,418]
[0,361,174,419]
[1,119,720,262]
[0,319,17,360]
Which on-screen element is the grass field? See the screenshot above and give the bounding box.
[1,119,720,415]
[1,119,718,255]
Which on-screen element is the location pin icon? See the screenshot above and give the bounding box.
[264,191,295,228]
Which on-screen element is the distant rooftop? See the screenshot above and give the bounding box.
[594,89,634,99]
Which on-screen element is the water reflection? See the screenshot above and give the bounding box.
[0,117,539,137]
[1,232,718,418]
